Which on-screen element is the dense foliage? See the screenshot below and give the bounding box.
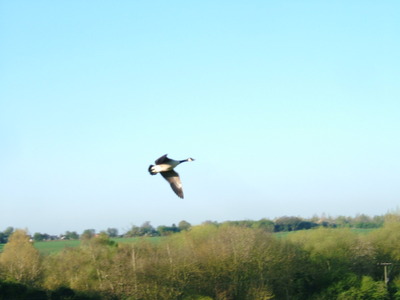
[1,215,400,299]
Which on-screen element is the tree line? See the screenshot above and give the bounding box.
[1,213,400,299]
[0,213,385,244]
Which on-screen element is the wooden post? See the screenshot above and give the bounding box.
[378,263,392,286]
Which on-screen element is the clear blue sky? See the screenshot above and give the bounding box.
[1,1,399,235]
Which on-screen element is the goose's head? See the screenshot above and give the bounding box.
[187,158,195,162]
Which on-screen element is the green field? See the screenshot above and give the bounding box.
[275,227,376,238]
[33,239,82,255]
[0,237,162,255]
[350,228,377,235]
[33,236,163,255]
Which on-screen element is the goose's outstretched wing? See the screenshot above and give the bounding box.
[155,154,171,164]
[160,170,184,199]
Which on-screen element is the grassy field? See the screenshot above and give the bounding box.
[33,236,164,255]
[33,239,82,255]
[350,228,377,235]
[271,228,376,239]
[0,237,163,255]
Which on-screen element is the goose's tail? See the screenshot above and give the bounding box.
[148,165,157,175]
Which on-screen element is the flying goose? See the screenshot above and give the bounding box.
[148,154,194,199]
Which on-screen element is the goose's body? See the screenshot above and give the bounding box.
[148,154,194,199]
